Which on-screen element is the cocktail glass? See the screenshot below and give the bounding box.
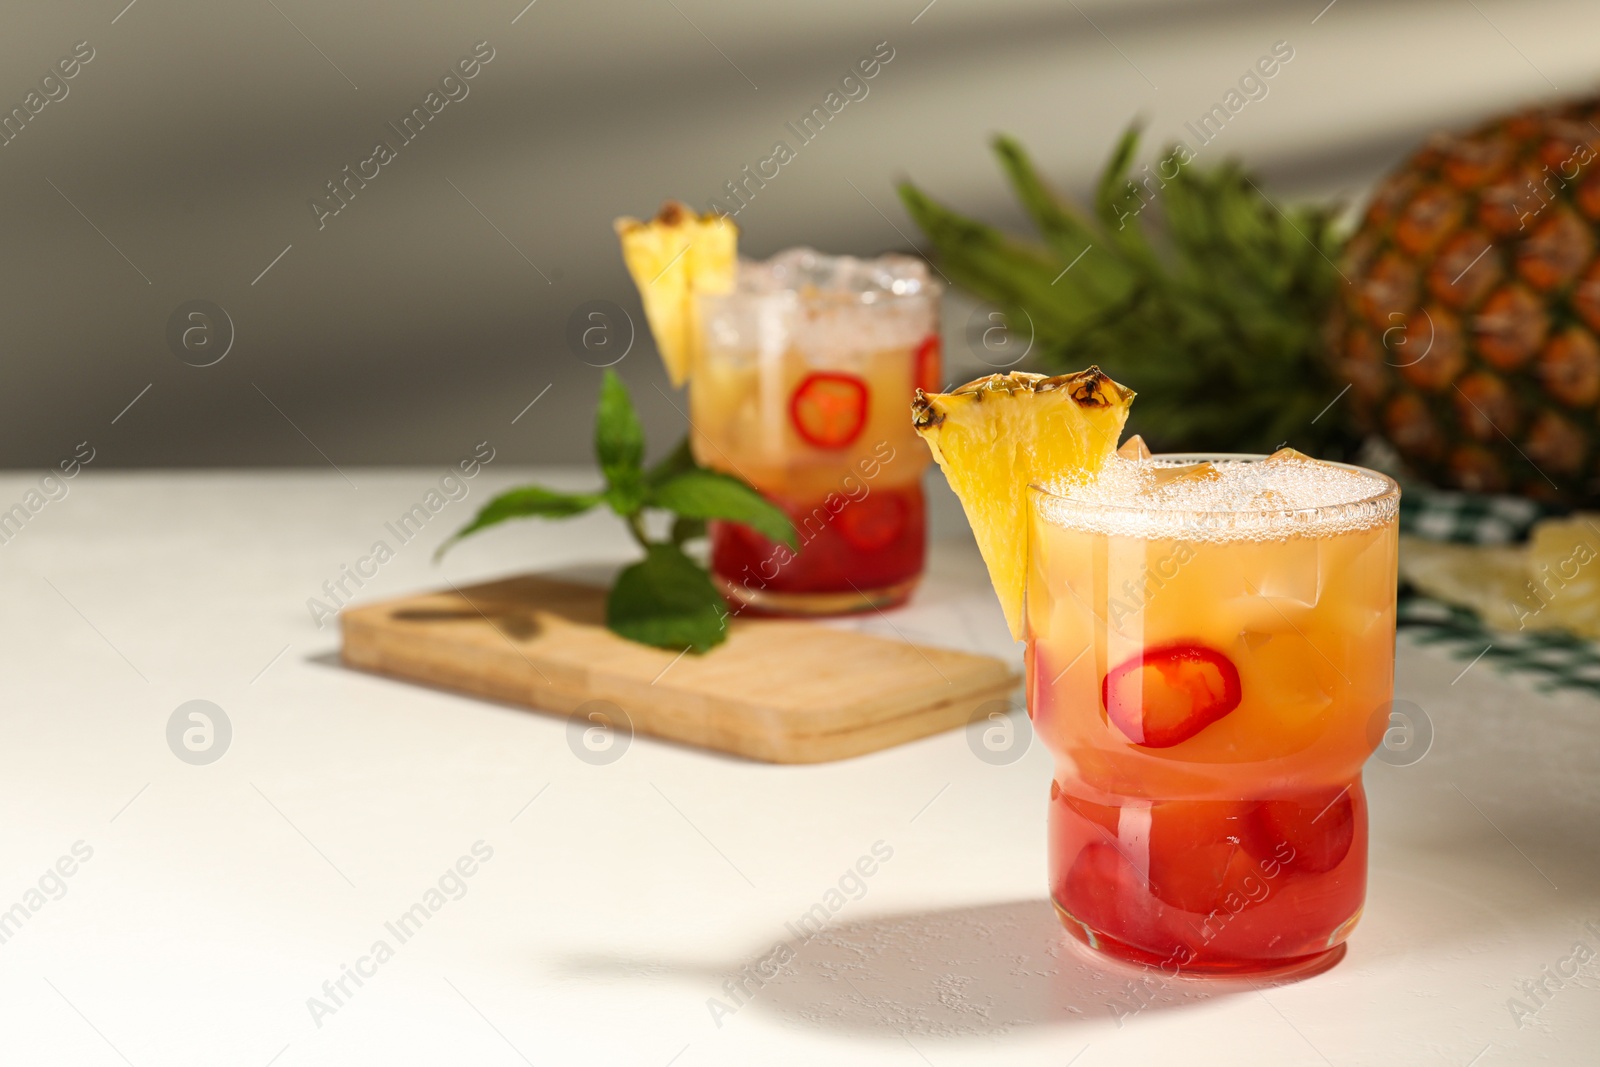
[1027,452,1399,975]
[689,249,942,616]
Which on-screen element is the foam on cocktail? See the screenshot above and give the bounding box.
[1037,449,1397,541]
[714,248,936,359]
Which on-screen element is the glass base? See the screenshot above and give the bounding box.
[715,575,919,617]
[1053,900,1349,979]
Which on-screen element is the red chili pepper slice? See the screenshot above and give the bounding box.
[834,491,908,552]
[790,372,868,449]
[1246,785,1356,874]
[914,334,942,394]
[1101,643,1242,748]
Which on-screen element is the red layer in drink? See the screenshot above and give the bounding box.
[710,481,925,604]
[1049,777,1368,973]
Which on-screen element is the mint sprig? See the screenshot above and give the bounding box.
[438,369,796,653]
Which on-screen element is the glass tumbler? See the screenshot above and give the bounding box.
[689,249,942,616]
[1026,454,1400,975]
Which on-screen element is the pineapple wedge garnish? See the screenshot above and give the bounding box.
[912,369,1134,640]
[613,201,738,387]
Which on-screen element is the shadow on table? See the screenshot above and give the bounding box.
[565,899,1282,1038]
[746,899,1166,1035]
[341,565,627,646]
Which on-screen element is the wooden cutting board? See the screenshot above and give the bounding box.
[340,574,1020,763]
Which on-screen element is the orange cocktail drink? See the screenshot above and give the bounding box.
[691,249,941,615]
[1028,451,1399,973]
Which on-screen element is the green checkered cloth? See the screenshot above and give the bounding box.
[1397,488,1600,696]
[1398,488,1547,545]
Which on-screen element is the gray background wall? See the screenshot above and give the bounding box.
[3,0,1596,469]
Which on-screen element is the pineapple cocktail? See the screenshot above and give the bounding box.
[616,205,940,615]
[690,249,940,613]
[915,370,1400,975]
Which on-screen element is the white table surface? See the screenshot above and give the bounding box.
[2,468,1597,1067]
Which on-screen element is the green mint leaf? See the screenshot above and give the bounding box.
[649,469,797,549]
[670,515,707,547]
[595,369,645,492]
[643,434,697,489]
[436,485,601,559]
[606,542,727,652]
[603,478,646,518]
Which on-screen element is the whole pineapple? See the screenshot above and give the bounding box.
[901,103,1600,507]
[1338,99,1600,503]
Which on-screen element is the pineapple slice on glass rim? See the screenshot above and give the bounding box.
[613,201,737,387]
[911,368,1134,639]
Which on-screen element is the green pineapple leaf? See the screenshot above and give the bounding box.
[900,124,1357,459]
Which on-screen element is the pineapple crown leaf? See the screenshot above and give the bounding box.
[898,124,1359,458]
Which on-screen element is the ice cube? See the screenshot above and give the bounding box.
[1116,434,1152,460]
[1149,461,1221,489]
[1264,447,1314,463]
[1240,630,1273,650]
[1238,537,1322,607]
[1232,630,1336,728]
[749,247,930,295]
[763,247,825,290]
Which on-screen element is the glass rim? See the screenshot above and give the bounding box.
[699,251,944,308]
[698,282,943,309]
[1027,451,1401,523]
